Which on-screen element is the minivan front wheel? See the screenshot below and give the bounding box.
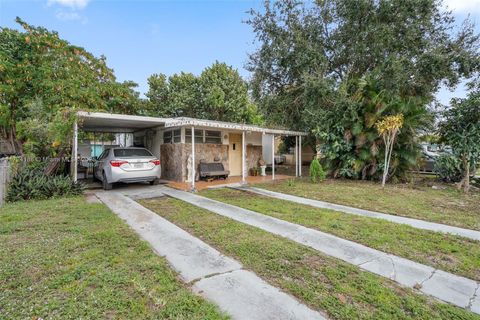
[102,172,113,190]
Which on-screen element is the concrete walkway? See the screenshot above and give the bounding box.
[95,190,325,320]
[151,186,480,314]
[232,186,480,241]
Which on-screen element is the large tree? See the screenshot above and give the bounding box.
[248,0,479,128]
[146,61,262,124]
[0,18,141,156]
[247,0,479,179]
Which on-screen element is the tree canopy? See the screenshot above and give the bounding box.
[247,0,479,179]
[0,18,142,156]
[146,61,263,124]
[247,0,479,127]
[438,85,480,191]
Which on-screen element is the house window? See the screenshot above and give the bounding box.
[185,129,205,143]
[185,129,222,144]
[205,130,222,144]
[163,129,181,144]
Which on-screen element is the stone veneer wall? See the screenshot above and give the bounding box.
[161,143,263,182]
[183,143,229,182]
[246,145,263,170]
[160,143,184,181]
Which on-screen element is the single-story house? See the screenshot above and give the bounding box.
[73,111,307,189]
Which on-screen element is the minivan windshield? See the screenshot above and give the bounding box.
[114,148,153,157]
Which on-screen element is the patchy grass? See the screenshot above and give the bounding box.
[201,188,480,281]
[254,178,480,230]
[141,197,479,320]
[0,197,227,320]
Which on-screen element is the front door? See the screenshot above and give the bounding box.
[229,133,242,176]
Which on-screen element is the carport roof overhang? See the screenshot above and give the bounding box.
[77,111,308,136]
[77,111,171,133]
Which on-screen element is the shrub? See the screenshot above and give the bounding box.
[309,158,326,183]
[287,178,295,187]
[433,154,476,183]
[6,167,84,202]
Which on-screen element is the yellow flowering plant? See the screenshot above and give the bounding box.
[375,114,404,187]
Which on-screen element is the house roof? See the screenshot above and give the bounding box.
[77,111,307,136]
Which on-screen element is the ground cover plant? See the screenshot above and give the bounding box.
[0,196,227,319]
[255,178,480,230]
[6,166,83,202]
[141,197,480,320]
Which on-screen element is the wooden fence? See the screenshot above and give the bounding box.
[0,158,10,206]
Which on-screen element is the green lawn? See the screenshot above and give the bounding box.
[140,197,480,320]
[255,178,480,230]
[201,188,480,281]
[0,197,227,320]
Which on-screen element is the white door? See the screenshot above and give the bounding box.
[228,134,242,176]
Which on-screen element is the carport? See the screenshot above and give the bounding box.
[73,111,170,182]
[73,111,307,191]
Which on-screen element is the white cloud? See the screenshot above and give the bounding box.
[48,0,90,23]
[48,0,90,10]
[55,10,87,23]
[443,0,480,14]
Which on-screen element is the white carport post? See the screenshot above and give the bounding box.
[295,136,298,177]
[242,131,246,184]
[191,126,195,192]
[271,134,275,180]
[72,120,78,182]
[299,135,302,177]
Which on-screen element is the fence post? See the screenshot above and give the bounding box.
[0,158,10,206]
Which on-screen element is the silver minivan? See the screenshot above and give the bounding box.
[94,147,161,190]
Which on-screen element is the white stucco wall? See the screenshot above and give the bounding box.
[150,127,162,159]
[245,131,263,146]
[114,133,134,147]
[262,134,274,165]
[222,131,262,146]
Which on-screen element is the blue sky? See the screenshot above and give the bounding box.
[1,0,479,104]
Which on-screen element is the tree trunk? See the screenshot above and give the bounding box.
[381,134,391,188]
[463,156,470,193]
[6,127,23,156]
[44,148,66,176]
[457,155,470,193]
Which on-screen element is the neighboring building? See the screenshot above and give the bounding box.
[74,111,307,185]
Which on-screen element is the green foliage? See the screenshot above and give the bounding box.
[434,154,464,182]
[0,18,142,156]
[146,61,263,124]
[247,0,479,130]
[310,76,432,180]
[309,158,326,183]
[287,178,295,187]
[246,0,479,179]
[7,166,84,202]
[438,87,480,190]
